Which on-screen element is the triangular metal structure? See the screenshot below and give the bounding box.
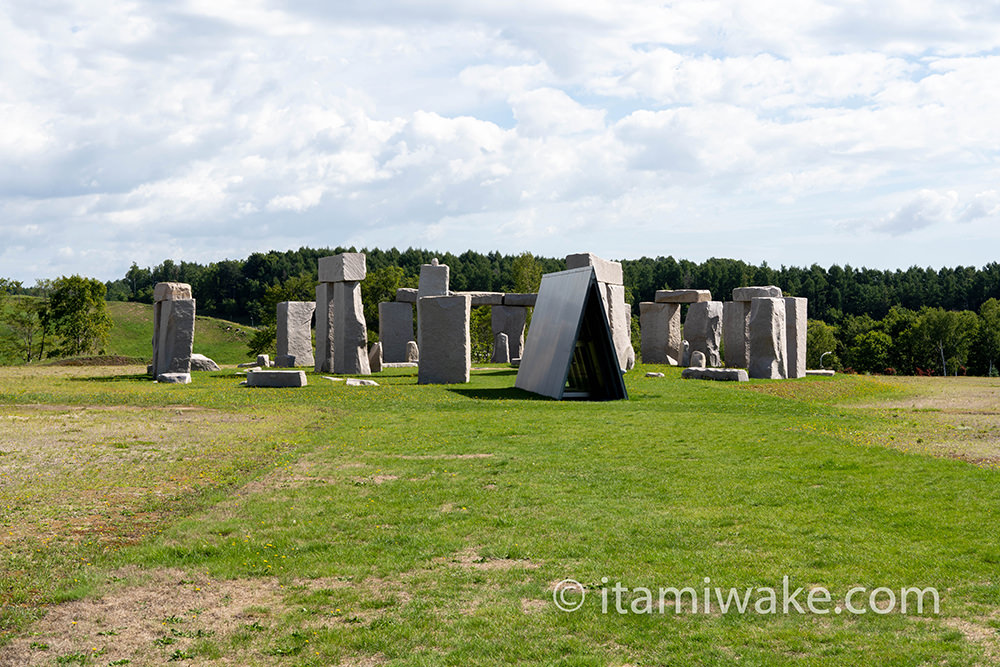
[514,267,628,401]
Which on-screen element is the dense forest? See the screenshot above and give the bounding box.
[3,248,1000,375]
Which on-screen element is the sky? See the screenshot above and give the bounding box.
[2,0,1000,284]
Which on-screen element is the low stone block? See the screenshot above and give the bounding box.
[492,332,510,363]
[503,293,537,307]
[153,282,192,302]
[246,369,307,387]
[418,261,449,297]
[346,378,379,386]
[655,289,712,304]
[646,372,665,377]
[748,297,787,379]
[405,341,419,363]
[257,354,271,368]
[639,302,681,365]
[723,301,751,368]
[682,368,749,382]
[683,301,723,367]
[805,369,835,376]
[418,294,470,384]
[190,354,220,372]
[396,288,418,303]
[156,372,191,384]
[318,253,366,283]
[784,297,808,379]
[565,253,624,285]
[369,342,383,373]
[690,350,706,368]
[733,285,782,301]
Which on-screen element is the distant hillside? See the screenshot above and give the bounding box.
[106,301,253,365]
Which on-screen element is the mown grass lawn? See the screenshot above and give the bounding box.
[1,365,998,666]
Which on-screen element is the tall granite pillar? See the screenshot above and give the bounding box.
[784,297,808,378]
[683,301,723,367]
[748,297,787,380]
[639,302,682,364]
[276,301,316,368]
[315,253,370,375]
[151,282,195,382]
[379,301,415,363]
[418,294,471,384]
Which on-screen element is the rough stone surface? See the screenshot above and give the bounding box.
[492,332,510,363]
[690,350,707,368]
[454,291,504,306]
[318,253,367,283]
[379,301,414,363]
[418,262,450,297]
[333,281,371,375]
[382,362,418,368]
[639,302,682,365]
[156,372,191,384]
[503,293,537,307]
[276,301,316,368]
[417,294,470,384]
[153,298,196,377]
[314,283,334,373]
[346,378,379,386]
[681,340,691,366]
[748,297,787,379]
[395,288,418,303]
[565,253,624,285]
[246,369,307,387]
[190,354,220,372]
[257,354,271,368]
[723,301,751,368]
[603,283,635,371]
[655,289,711,304]
[153,282,192,302]
[682,367,749,382]
[683,301,723,367]
[784,297,808,379]
[405,341,419,363]
[368,341,383,373]
[491,305,528,361]
[733,285,782,301]
[645,372,665,377]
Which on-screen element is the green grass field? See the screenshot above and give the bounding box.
[1,365,999,665]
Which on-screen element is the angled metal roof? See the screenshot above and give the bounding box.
[514,267,627,401]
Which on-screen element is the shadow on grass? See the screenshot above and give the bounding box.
[470,369,519,377]
[69,373,152,383]
[446,386,549,401]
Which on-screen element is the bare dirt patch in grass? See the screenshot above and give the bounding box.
[441,547,539,571]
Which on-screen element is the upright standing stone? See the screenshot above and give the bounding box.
[565,253,635,371]
[690,351,707,368]
[379,301,414,363]
[368,342,383,373]
[683,301,723,367]
[418,258,450,297]
[276,301,316,368]
[418,294,471,384]
[314,283,334,373]
[639,302,682,365]
[151,282,195,380]
[723,301,751,368]
[748,297,787,380]
[333,281,370,375]
[490,305,527,361]
[405,340,420,363]
[784,297,808,379]
[492,332,510,364]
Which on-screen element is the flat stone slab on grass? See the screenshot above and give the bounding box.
[346,378,379,386]
[682,367,749,382]
[805,369,836,376]
[383,362,418,368]
[156,373,191,384]
[246,370,307,387]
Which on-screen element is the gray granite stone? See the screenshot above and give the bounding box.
[748,297,787,379]
[682,367,749,382]
[276,301,315,368]
[733,285,782,301]
[417,294,470,384]
[690,350,706,368]
[332,281,371,375]
[405,340,419,363]
[156,372,191,384]
[246,369,307,387]
[655,289,711,304]
[379,301,414,363]
[502,293,537,307]
[604,283,635,371]
[565,252,624,285]
[153,282,192,302]
[418,261,449,297]
[153,298,196,377]
[318,253,366,283]
[454,291,504,306]
[639,302,681,365]
[190,354,220,372]
[491,305,528,361]
[683,301,723,367]
[368,341,383,373]
[314,283,334,373]
[492,332,510,363]
[723,301,751,368]
[396,288,418,304]
[784,297,808,379]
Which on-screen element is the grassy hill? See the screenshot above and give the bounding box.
[105,301,253,365]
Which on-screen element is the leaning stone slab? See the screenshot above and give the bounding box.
[379,301,414,363]
[156,373,191,384]
[748,297,787,379]
[190,354,220,372]
[418,294,470,384]
[684,301,723,367]
[276,301,316,368]
[418,260,449,297]
[806,369,835,376]
[639,302,681,365]
[655,289,711,304]
[733,285,782,301]
[682,367,749,382]
[318,253,367,283]
[333,281,371,375]
[784,297,808,379]
[491,305,528,361]
[246,369,307,387]
[153,282,192,302]
[503,293,537,307]
[565,253,624,285]
[723,301,751,368]
[603,283,635,370]
[454,291,504,306]
[396,288,418,304]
